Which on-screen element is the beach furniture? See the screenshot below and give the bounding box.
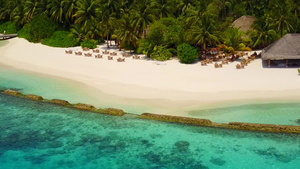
[133,55,140,59]
[108,56,113,60]
[75,51,82,55]
[214,63,219,68]
[83,47,89,51]
[103,50,109,54]
[95,54,102,58]
[110,52,117,56]
[65,50,72,54]
[122,53,131,57]
[201,61,207,66]
[93,49,100,53]
[84,53,92,57]
[117,58,125,62]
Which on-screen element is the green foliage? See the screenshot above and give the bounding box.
[137,39,153,57]
[150,45,172,61]
[147,21,167,45]
[80,39,98,49]
[41,31,78,47]
[223,27,244,50]
[18,14,59,42]
[177,43,198,64]
[0,21,18,34]
[2,0,300,55]
[298,69,300,74]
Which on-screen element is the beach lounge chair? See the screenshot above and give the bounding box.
[214,63,219,68]
[133,55,140,59]
[84,53,92,57]
[117,58,125,62]
[75,51,82,55]
[65,50,72,54]
[108,56,113,60]
[95,54,102,58]
[83,47,89,51]
[201,61,207,66]
[93,49,100,53]
[103,50,109,54]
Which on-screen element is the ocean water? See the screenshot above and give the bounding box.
[189,103,300,126]
[1,63,300,125]
[0,64,155,114]
[0,93,300,169]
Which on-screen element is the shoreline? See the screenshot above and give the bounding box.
[2,89,300,134]
[1,38,300,116]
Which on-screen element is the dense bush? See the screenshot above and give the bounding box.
[177,43,198,64]
[150,45,172,61]
[80,39,98,49]
[18,14,59,42]
[0,21,18,34]
[41,31,78,47]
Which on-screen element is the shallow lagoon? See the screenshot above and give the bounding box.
[0,63,299,125]
[0,94,300,169]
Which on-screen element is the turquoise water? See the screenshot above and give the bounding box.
[189,103,300,126]
[0,93,300,169]
[0,64,154,114]
[1,63,300,125]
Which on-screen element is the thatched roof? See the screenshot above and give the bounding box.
[232,16,257,33]
[261,34,300,60]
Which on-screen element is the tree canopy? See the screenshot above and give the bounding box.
[1,0,300,61]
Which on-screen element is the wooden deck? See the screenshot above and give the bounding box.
[0,34,18,40]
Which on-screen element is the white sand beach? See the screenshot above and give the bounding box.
[1,38,300,116]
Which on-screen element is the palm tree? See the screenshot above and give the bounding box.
[176,0,195,16]
[24,0,49,23]
[222,27,248,51]
[153,0,174,18]
[131,0,155,38]
[48,0,64,23]
[1,0,20,22]
[269,0,294,37]
[115,13,139,50]
[99,0,120,48]
[10,1,26,26]
[186,13,220,50]
[70,24,86,42]
[250,15,278,48]
[73,0,100,32]
[63,0,77,26]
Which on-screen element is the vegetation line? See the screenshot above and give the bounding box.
[1,0,299,62]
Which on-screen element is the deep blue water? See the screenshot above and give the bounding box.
[0,93,300,169]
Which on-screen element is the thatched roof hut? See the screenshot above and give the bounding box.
[261,34,300,67]
[232,16,257,33]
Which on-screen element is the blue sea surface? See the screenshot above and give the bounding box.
[0,93,300,169]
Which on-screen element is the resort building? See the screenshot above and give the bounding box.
[261,33,300,67]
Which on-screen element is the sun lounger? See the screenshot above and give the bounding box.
[133,55,140,59]
[82,47,89,51]
[103,50,109,54]
[95,54,102,58]
[75,51,82,55]
[117,58,125,62]
[65,50,73,54]
[108,56,113,60]
[201,61,207,66]
[93,49,100,53]
[84,53,92,57]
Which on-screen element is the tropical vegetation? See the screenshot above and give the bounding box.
[1,0,300,62]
